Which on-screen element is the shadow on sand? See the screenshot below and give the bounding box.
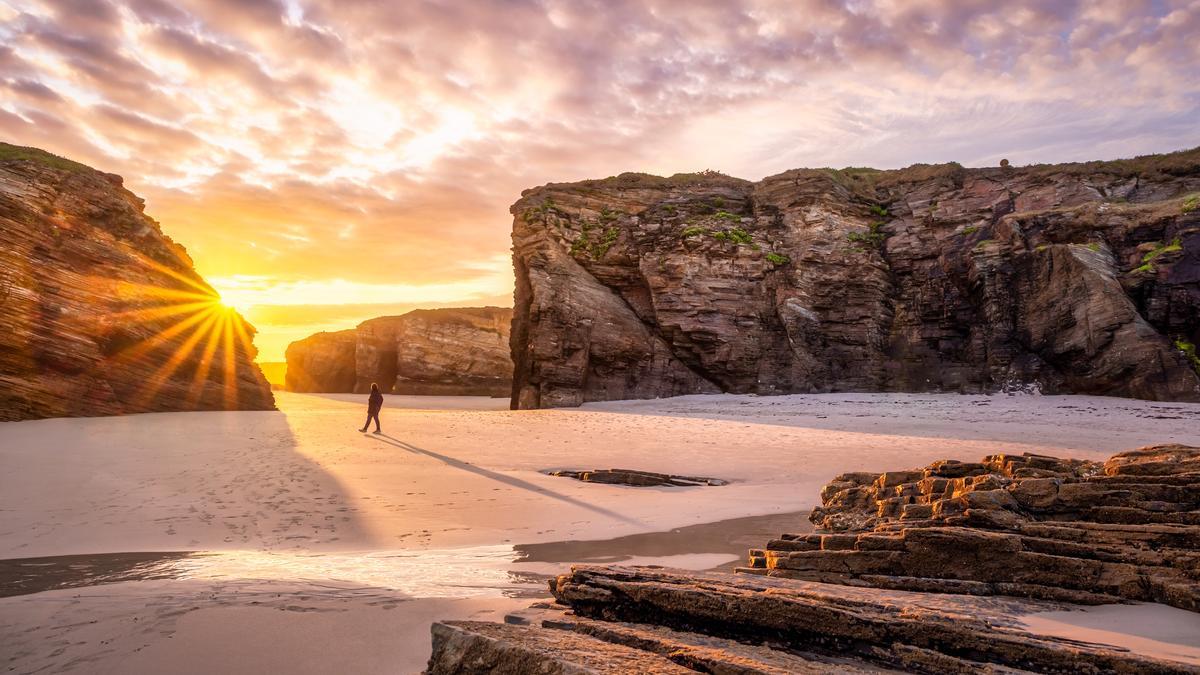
[368,433,644,527]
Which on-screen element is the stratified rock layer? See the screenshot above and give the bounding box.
[285,307,513,396]
[284,329,357,392]
[746,445,1200,612]
[511,150,1200,408]
[428,566,1199,674]
[0,143,274,420]
[429,446,1200,673]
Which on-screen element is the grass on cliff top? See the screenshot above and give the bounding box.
[519,146,1200,212]
[1142,237,1183,263]
[0,142,94,173]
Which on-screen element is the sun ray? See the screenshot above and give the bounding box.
[107,277,218,303]
[221,313,239,410]
[132,309,223,408]
[122,248,220,298]
[106,299,217,322]
[182,309,226,403]
[108,303,221,365]
[228,310,258,362]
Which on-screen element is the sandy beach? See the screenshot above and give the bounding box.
[3,391,1200,673]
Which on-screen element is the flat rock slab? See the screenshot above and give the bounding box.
[544,468,728,487]
[546,565,1200,674]
[430,566,1199,672]
[427,620,696,674]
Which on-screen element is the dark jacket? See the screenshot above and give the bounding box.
[368,391,383,413]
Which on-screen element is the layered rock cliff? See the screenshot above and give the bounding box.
[285,307,513,396]
[0,143,274,421]
[284,329,357,393]
[510,149,1200,408]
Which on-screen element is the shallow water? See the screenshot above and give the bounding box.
[0,510,811,600]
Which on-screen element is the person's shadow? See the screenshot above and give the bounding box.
[369,433,643,526]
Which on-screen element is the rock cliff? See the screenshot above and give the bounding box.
[510,149,1200,408]
[284,329,357,393]
[284,307,513,396]
[0,143,274,421]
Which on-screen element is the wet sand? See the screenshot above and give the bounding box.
[0,511,808,674]
[1,391,1198,673]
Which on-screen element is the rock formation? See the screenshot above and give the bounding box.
[285,307,513,396]
[430,566,1198,673]
[0,143,274,421]
[748,444,1200,611]
[428,445,1200,673]
[284,329,357,392]
[510,149,1200,408]
[545,468,728,487]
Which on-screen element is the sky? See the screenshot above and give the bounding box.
[2,0,1198,361]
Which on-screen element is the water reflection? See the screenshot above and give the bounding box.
[0,510,810,600]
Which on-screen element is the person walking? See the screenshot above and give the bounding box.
[360,383,384,433]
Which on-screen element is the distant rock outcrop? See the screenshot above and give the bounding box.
[284,330,357,393]
[510,149,1200,408]
[0,143,275,421]
[285,307,513,396]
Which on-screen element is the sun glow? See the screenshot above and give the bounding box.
[103,251,266,409]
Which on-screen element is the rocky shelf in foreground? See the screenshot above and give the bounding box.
[748,444,1200,611]
[510,149,1200,408]
[545,468,728,487]
[429,567,1197,673]
[0,143,274,420]
[285,307,513,396]
[426,445,1200,673]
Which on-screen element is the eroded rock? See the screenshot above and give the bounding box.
[428,445,1200,673]
[428,566,1198,673]
[0,143,274,420]
[284,307,513,396]
[510,151,1200,408]
[747,445,1200,611]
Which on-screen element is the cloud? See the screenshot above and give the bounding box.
[2,0,1199,359]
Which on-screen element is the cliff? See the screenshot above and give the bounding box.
[284,330,357,392]
[510,149,1200,408]
[0,143,275,421]
[284,307,513,396]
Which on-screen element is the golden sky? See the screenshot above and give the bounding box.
[2,0,1198,360]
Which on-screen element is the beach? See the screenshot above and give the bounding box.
[2,391,1199,673]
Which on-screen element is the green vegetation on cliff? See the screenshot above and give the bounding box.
[0,142,93,173]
